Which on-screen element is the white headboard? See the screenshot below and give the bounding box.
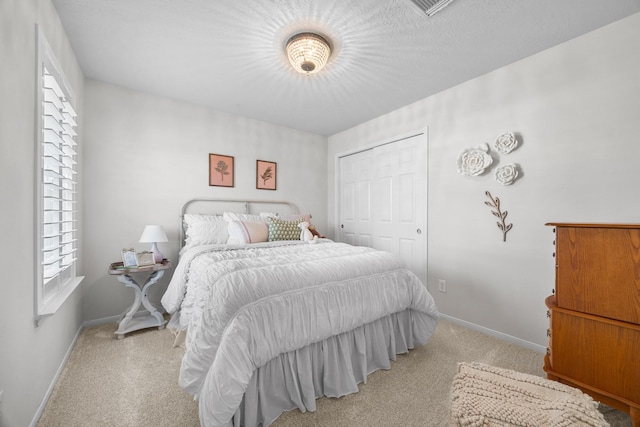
[179,198,299,248]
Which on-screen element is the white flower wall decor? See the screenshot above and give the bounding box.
[494,132,518,154]
[457,143,493,176]
[456,132,521,242]
[494,163,519,186]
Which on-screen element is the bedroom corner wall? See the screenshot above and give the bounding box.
[327,12,640,349]
[0,1,85,426]
[81,81,327,321]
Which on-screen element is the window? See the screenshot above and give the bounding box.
[35,27,83,325]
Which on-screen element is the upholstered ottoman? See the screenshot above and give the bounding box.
[450,362,608,427]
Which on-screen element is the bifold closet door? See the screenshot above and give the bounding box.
[339,148,374,247]
[338,133,426,284]
[372,135,426,283]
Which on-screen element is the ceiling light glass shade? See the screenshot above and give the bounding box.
[286,32,331,74]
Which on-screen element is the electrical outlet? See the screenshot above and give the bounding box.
[438,279,447,293]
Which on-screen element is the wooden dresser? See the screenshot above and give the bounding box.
[544,223,640,426]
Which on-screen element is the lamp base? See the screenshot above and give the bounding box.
[150,242,164,264]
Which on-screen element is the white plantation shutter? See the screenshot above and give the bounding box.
[42,68,78,283]
[35,28,83,324]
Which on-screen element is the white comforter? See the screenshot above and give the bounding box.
[161,240,439,427]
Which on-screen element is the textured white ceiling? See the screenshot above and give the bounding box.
[52,0,640,136]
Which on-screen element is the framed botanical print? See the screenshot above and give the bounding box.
[209,153,234,187]
[256,160,277,190]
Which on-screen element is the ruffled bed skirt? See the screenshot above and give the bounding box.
[228,309,427,427]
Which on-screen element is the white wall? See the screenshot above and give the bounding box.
[328,12,640,349]
[81,81,328,320]
[0,1,85,426]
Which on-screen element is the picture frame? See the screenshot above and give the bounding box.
[209,153,234,187]
[256,160,277,190]
[136,251,155,267]
[121,248,137,268]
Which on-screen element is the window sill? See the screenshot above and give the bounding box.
[35,276,84,326]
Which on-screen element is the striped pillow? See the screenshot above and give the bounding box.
[268,217,303,241]
[227,221,268,244]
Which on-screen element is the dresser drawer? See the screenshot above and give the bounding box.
[554,225,640,324]
[546,300,640,404]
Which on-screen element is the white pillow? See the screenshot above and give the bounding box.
[223,212,268,223]
[184,213,224,226]
[278,213,312,223]
[227,220,269,244]
[183,214,229,248]
[259,212,278,219]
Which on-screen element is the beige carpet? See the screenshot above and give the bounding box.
[37,319,631,427]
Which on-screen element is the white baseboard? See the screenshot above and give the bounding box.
[83,314,121,328]
[438,313,547,354]
[29,324,83,427]
[29,315,121,427]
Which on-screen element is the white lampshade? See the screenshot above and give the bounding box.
[139,225,168,263]
[139,225,168,243]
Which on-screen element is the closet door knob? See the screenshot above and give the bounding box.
[416,228,422,235]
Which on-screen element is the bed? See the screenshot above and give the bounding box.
[161,199,439,427]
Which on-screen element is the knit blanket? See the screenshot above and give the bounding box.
[450,362,609,427]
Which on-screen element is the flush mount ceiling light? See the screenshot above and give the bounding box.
[285,32,331,75]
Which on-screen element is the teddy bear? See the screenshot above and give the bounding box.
[298,221,318,244]
[308,224,325,239]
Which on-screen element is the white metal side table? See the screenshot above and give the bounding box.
[108,259,171,339]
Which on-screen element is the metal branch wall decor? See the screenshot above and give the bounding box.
[484,191,513,242]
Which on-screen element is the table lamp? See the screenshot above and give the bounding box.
[139,225,168,263]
